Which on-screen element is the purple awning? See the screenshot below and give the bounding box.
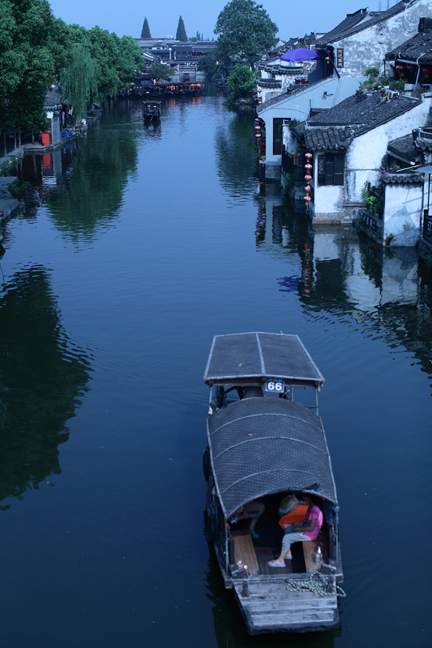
[280,48,321,63]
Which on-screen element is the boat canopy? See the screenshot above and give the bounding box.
[207,398,338,518]
[203,333,324,388]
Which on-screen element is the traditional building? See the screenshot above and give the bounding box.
[256,0,432,181]
[292,90,432,234]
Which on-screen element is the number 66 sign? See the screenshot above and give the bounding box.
[265,378,285,393]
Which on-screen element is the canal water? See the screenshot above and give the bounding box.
[1,96,431,648]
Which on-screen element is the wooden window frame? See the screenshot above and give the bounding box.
[317,152,345,186]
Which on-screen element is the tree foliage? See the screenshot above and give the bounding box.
[227,64,255,97]
[60,44,99,121]
[214,0,278,69]
[141,16,151,39]
[197,51,220,79]
[146,61,175,82]
[176,15,188,42]
[0,1,144,133]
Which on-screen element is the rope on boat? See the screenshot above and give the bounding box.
[285,572,347,598]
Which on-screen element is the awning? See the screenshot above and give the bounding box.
[280,48,322,63]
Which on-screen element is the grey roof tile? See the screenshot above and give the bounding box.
[385,29,432,64]
[302,92,421,151]
[381,172,424,184]
[317,2,410,46]
[387,134,418,161]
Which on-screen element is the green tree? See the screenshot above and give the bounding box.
[197,51,220,79]
[227,64,255,97]
[0,0,64,134]
[214,0,278,69]
[141,16,151,39]
[146,61,175,81]
[176,15,188,42]
[60,43,99,121]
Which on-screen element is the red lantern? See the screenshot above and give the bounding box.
[304,185,311,193]
[255,133,261,138]
[305,152,313,159]
[304,174,312,181]
[422,67,431,77]
[255,125,261,130]
[304,195,311,202]
[305,163,312,170]
[407,65,416,71]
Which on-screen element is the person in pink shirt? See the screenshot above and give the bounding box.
[268,502,323,567]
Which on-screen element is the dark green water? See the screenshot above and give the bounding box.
[1,96,431,648]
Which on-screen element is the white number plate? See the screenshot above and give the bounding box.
[265,378,285,393]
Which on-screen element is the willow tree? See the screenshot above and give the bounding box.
[60,44,99,121]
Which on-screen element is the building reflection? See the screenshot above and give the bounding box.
[0,266,92,509]
[256,194,432,382]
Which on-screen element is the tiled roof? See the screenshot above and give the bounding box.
[304,125,360,150]
[385,28,432,64]
[317,1,410,46]
[308,91,420,127]
[381,172,424,184]
[316,8,369,46]
[303,91,422,150]
[387,134,417,161]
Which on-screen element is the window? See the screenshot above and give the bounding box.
[317,153,345,185]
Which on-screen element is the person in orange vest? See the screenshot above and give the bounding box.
[269,495,323,567]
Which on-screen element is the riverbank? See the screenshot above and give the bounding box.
[0,177,20,236]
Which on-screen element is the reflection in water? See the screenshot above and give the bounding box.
[214,109,258,200]
[0,266,92,509]
[38,115,139,243]
[257,195,432,387]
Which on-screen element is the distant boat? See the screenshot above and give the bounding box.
[142,100,161,121]
[203,332,344,634]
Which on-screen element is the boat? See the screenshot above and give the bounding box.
[143,100,161,120]
[203,332,344,634]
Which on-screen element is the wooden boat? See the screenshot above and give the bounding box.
[142,100,161,120]
[203,332,344,634]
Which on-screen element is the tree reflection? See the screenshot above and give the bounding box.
[0,266,91,509]
[214,109,258,199]
[43,117,139,242]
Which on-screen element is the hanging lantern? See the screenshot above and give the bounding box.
[255,118,260,122]
[395,64,403,71]
[408,64,416,71]
[304,185,311,193]
[255,125,261,130]
[304,195,312,202]
[305,152,313,159]
[422,67,431,77]
[304,174,312,181]
[305,163,312,170]
[255,133,261,138]
[257,89,262,94]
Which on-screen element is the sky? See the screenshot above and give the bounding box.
[48,0,388,41]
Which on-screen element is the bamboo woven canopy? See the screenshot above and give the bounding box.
[206,398,338,518]
[203,333,324,387]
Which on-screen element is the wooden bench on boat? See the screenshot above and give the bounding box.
[232,530,260,575]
